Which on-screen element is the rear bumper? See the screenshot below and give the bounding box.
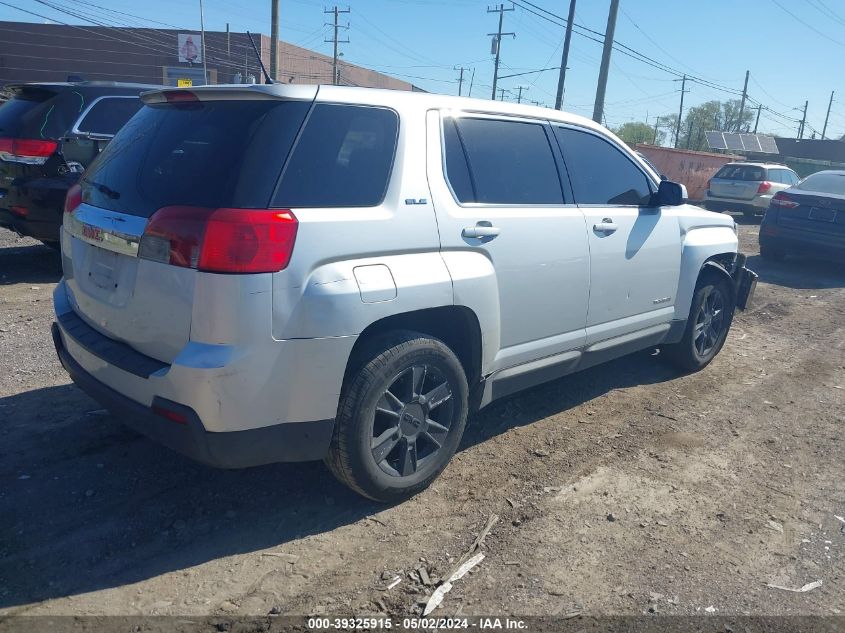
[0,208,61,242]
[703,193,770,214]
[759,224,845,260]
[52,321,335,467]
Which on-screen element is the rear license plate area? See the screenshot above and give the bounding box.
[808,207,837,223]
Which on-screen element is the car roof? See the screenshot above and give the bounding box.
[141,83,606,132]
[5,81,161,90]
[722,161,791,169]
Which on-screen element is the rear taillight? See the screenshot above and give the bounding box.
[139,206,298,274]
[64,184,82,214]
[757,181,772,194]
[770,191,799,208]
[0,137,58,165]
[151,403,188,425]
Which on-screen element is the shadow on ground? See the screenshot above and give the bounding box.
[0,347,676,610]
[0,242,61,285]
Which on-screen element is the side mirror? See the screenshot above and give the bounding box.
[652,180,687,206]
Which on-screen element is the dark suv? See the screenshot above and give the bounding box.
[0,81,157,247]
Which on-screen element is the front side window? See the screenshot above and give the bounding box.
[76,97,143,136]
[273,104,398,208]
[443,116,564,205]
[554,126,653,206]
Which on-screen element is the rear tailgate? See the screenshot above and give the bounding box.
[62,205,194,363]
[776,190,845,237]
[61,91,313,364]
[710,165,766,200]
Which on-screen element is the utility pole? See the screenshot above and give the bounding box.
[554,0,576,110]
[822,91,834,139]
[468,67,475,97]
[199,0,208,84]
[487,4,515,101]
[497,87,508,101]
[737,69,749,131]
[673,74,688,148]
[592,0,619,124]
[798,100,808,139]
[652,116,661,144]
[325,6,350,85]
[270,0,279,81]
[455,66,466,96]
[753,104,762,133]
[515,85,528,104]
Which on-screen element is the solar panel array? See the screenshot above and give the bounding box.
[704,131,780,154]
[705,131,726,149]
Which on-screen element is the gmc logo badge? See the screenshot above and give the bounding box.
[82,224,104,242]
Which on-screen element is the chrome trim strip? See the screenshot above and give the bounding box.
[65,204,147,257]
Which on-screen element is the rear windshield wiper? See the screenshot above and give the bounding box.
[87,180,121,199]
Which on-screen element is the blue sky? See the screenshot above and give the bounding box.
[2,0,844,139]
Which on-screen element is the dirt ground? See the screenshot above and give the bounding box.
[1,218,843,620]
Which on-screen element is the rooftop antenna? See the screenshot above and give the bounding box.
[246,31,274,84]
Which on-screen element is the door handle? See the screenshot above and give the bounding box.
[593,218,618,234]
[462,223,501,239]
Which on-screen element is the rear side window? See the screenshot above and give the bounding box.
[443,117,563,204]
[554,126,653,206]
[82,99,310,217]
[75,97,143,136]
[0,88,72,139]
[273,104,398,208]
[714,164,765,181]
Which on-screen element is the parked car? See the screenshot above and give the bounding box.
[704,162,800,218]
[52,85,756,501]
[0,81,156,248]
[759,169,845,261]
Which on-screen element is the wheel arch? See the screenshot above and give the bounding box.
[343,305,484,392]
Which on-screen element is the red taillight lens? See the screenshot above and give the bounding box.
[757,181,772,194]
[770,192,799,208]
[0,137,58,164]
[140,207,298,274]
[64,184,82,214]
[10,205,28,217]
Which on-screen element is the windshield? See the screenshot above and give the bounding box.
[81,99,311,217]
[796,172,845,196]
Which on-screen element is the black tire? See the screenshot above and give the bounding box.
[662,272,736,372]
[325,330,469,502]
[760,244,786,261]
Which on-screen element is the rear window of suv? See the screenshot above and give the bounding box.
[81,99,311,216]
[0,87,75,139]
[714,165,766,181]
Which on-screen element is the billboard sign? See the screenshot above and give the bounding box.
[178,34,203,64]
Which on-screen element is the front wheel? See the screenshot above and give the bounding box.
[325,331,468,502]
[662,273,735,372]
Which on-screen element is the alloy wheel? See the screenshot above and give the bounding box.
[370,364,454,478]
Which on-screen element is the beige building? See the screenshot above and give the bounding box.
[0,21,418,90]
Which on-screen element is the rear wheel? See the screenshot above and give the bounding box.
[662,273,735,372]
[325,331,468,502]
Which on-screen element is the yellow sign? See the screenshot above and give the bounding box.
[177,79,193,88]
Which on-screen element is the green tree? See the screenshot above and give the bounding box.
[677,99,755,151]
[614,121,664,146]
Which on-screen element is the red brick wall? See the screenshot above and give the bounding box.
[634,145,743,201]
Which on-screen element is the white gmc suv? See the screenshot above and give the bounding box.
[52,85,756,501]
